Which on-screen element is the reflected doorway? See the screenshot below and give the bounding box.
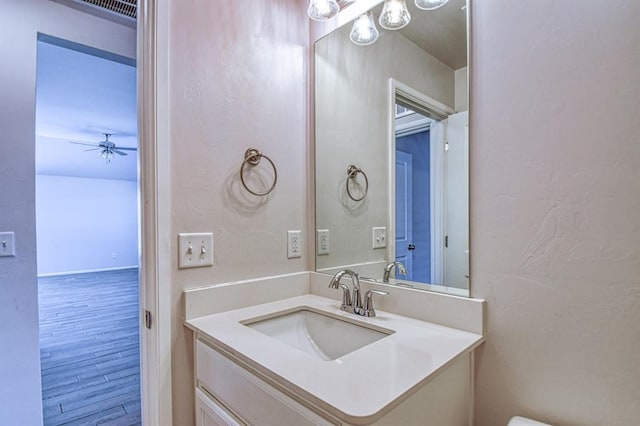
[393,102,469,289]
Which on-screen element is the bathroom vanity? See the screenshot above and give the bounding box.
[184,272,484,426]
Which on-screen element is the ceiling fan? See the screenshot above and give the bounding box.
[70,133,137,163]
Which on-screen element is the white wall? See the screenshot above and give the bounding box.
[0,0,135,423]
[470,1,640,425]
[454,66,468,112]
[36,175,138,275]
[165,0,308,423]
[315,22,455,272]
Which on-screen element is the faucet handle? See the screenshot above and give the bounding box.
[362,289,389,317]
[396,263,408,276]
[338,283,353,312]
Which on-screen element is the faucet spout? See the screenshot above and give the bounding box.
[382,261,407,283]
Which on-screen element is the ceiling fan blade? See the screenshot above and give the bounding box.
[114,147,137,151]
[84,148,101,151]
[70,141,100,147]
[112,149,128,156]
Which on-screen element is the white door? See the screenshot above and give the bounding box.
[395,150,413,280]
[443,111,469,288]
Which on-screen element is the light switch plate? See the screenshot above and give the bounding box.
[317,229,330,256]
[178,233,213,269]
[372,227,387,249]
[0,232,15,257]
[287,230,302,259]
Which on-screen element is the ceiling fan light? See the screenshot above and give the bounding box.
[100,149,114,163]
[415,0,449,10]
[379,0,411,30]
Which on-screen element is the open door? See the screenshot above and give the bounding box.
[443,111,469,288]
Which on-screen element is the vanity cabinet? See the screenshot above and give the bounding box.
[194,337,474,426]
[196,339,337,426]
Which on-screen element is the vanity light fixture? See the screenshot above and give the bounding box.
[415,0,449,10]
[307,0,340,21]
[349,11,379,46]
[378,0,411,30]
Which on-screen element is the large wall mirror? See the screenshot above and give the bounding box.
[314,0,469,296]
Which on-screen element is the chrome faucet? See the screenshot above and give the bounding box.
[329,269,363,314]
[382,261,407,283]
[329,269,388,316]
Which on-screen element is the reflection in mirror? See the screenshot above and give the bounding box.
[314,0,469,296]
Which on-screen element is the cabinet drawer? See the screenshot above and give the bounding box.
[196,388,244,426]
[196,339,336,426]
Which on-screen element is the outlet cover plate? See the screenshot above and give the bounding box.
[178,232,213,269]
[372,227,387,249]
[317,229,330,256]
[287,230,302,259]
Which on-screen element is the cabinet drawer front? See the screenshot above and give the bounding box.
[196,388,244,426]
[196,339,336,426]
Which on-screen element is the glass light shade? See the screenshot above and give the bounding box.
[379,0,411,30]
[307,0,339,21]
[415,0,449,10]
[100,149,114,163]
[349,12,379,46]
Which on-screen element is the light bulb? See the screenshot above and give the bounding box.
[379,0,411,30]
[307,0,339,21]
[350,12,379,46]
[415,0,449,10]
[100,149,114,163]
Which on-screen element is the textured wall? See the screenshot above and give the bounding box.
[167,0,308,423]
[36,175,139,275]
[470,1,640,425]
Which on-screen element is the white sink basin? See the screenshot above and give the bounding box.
[242,308,393,361]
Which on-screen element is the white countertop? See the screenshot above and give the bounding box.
[185,293,484,424]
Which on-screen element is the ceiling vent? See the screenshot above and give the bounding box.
[51,0,137,27]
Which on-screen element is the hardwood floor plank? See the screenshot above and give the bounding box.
[39,268,141,426]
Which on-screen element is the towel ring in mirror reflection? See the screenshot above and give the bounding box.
[346,164,368,201]
[240,148,277,196]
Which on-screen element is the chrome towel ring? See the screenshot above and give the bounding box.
[240,148,277,196]
[346,164,368,201]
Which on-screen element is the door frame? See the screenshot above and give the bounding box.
[387,79,454,284]
[138,1,172,424]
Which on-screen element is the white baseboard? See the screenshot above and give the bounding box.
[37,265,139,278]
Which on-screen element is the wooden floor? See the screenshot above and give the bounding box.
[39,268,141,426]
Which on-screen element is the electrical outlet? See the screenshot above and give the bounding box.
[178,233,214,269]
[287,230,302,259]
[372,227,387,249]
[317,229,330,255]
[0,232,15,257]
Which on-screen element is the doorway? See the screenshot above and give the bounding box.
[35,36,141,425]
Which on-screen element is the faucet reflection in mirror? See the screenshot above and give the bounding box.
[383,261,407,283]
